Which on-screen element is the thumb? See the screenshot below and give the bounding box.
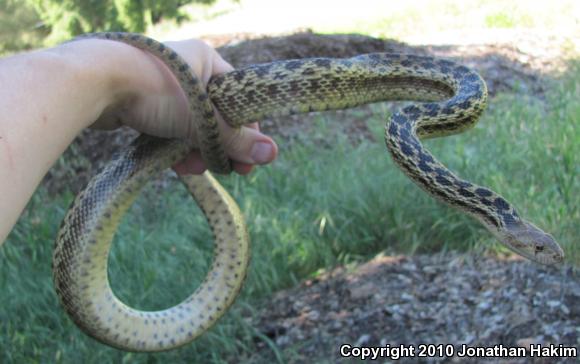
[218,116,278,166]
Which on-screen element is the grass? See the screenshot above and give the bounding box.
[0,0,578,361]
[1,58,578,362]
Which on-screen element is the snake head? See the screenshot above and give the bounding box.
[502,220,564,266]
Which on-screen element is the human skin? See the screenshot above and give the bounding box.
[0,38,278,244]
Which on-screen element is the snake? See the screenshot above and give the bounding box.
[52,32,565,352]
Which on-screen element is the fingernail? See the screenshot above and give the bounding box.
[251,142,273,164]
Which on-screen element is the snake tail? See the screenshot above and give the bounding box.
[53,135,250,351]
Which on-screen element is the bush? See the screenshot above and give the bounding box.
[25,0,215,44]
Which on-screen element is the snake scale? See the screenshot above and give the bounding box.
[53,32,564,352]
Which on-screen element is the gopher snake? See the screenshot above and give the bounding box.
[53,33,564,352]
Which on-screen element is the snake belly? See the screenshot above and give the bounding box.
[54,32,563,353]
[53,136,249,351]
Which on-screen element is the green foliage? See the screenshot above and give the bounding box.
[25,0,215,44]
[0,0,45,54]
[484,12,517,28]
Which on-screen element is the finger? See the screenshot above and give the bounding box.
[211,52,234,76]
[173,152,260,176]
[233,162,255,175]
[217,113,278,166]
[172,149,207,175]
[245,121,260,132]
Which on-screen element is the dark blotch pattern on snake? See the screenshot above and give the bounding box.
[53,33,564,352]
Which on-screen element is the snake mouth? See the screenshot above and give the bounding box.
[501,243,562,266]
[533,253,564,266]
[529,249,565,266]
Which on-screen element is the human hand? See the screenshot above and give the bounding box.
[92,38,278,175]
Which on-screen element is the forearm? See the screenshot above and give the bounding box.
[0,39,153,244]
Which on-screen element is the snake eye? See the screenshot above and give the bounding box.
[535,245,544,253]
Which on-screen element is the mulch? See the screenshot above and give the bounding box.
[240,253,578,363]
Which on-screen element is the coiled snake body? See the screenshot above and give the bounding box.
[53,33,564,352]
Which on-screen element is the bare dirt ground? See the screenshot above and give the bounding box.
[241,254,578,364]
[45,30,579,363]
